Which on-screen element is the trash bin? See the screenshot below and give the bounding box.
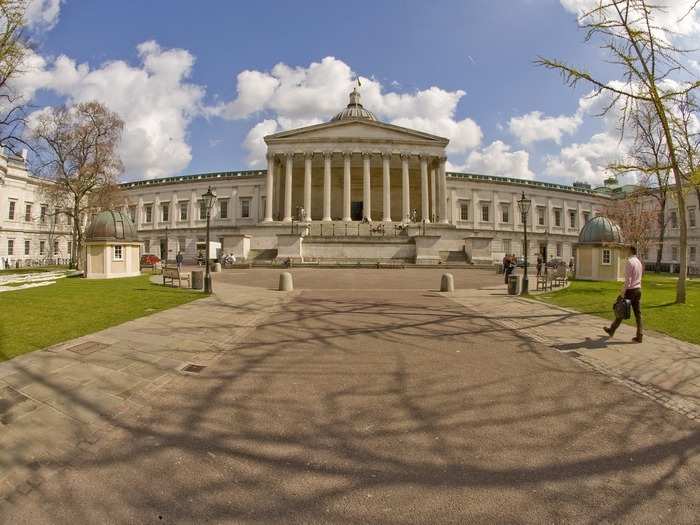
[508,274,520,295]
[191,269,204,290]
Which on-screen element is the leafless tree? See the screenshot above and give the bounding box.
[536,0,699,303]
[672,92,700,224]
[603,189,658,260]
[33,101,125,269]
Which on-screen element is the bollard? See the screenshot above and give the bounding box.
[440,273,454,292]
[279,272,293,291]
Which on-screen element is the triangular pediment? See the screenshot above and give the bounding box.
[265,119,449,146]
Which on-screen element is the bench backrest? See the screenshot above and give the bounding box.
[163,267,180,278]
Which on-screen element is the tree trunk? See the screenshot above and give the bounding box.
[655,200,666,273]
[73,205,82,271]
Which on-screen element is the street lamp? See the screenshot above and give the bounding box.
[517,191,532,295]
[202,186,217,294]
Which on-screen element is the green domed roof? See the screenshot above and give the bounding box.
[86,210,138,242]
[578,216,624,244]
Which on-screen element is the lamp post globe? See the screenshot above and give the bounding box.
[517,191,532,295]
[202,186,217,294]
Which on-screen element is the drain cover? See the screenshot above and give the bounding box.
[182,364,206,374]
[67,341,110,355]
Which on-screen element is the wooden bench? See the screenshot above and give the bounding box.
[536,272,553,291]
[162,266,191,288]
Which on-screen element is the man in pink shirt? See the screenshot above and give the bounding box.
[604,246,643,342]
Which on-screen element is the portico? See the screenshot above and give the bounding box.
[263,89,449,225]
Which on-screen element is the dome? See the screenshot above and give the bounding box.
[86,210,139,242]
[578,216,624,244]
[331,88,377,122]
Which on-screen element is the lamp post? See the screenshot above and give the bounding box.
[517,191,532,295]
[164,226,169,265]
[202,186,217,294]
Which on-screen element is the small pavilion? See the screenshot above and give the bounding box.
[574,216,630,281]
[84,210,141,279]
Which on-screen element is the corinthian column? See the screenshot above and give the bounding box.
[362,153,371,222]
[430,167,436,222]
[304,153,312,221]
[343,153,352,222]
[283,154,293,222]
[420,156,429,223]
[322,152,332,222]
[401,154,410,222]
[439,156,448,224]
[382,153,391,222]
[264,154,274,222]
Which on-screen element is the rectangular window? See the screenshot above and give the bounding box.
[554,209,561,227]
[53,240,59,255]
[178,237,186,252]
[25,203,32,222]
[583,211,590,224]
[219,199,229,219]
[40,240,45,255]
[556,242,562,257]
[67,241,72,257]
[128,205,136,223]
[7,239,13,255]
[602,248,611,265]
[24,239,30,255]
[161,203,169,222]
[569,210,576,228]
[689,208,696,228]
[113,245,123,261]
[672,246,679,262]
[144,204,153,223]
[537,207,545,226]
[40,205,48,224]
[199,200,207,220]
[671,210,678,229]
[459,201,469,221]
[690,246,697,263]
[240,197,251,218]
[179,201,188,221]
[8,200,15,220]
[144,239,151,253]
[502,239,511,253]
[501,206,509,223]
[481,205,489,222]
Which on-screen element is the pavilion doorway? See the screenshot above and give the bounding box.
[351,201,363,221]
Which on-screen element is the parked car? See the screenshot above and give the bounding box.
[140,254,161,269]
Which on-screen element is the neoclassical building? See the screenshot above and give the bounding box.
[3,89,698,269]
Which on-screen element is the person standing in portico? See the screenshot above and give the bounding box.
[604,246,644,343]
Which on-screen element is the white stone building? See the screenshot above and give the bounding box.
[0,151,71,268]
[120,90,609,265]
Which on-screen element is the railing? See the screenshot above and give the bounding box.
[290,221,422,238]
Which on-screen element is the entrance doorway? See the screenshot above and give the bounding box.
[351,201,363,221]
[538,242,548,263]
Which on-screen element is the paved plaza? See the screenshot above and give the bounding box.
[0,269,699,523]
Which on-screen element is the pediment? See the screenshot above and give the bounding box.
[265,119,448,146]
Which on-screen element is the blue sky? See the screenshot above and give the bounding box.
[22,0,700,184]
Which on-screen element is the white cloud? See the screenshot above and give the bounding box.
[243,119,278,167]
[214,56,482,166]
[25,0,62,31]
[560,0,700,39]
[22,41,206,179]
[508,110,581,145]
[456,141,534,180]
[544,132,625,184]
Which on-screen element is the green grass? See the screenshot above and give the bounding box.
[0,274,202,361]
[536,273,700,345]
[0,265,69,275]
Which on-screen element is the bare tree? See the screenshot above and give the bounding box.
[0,0,34,154]
[32,101,124,270]
[603,189,658,260]
[537,0,699,303]
[672,92,700,224]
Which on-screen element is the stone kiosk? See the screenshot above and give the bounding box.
[85,210,141,279]
[574,216,630,281]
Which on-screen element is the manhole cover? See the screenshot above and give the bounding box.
[182,364,206,374]
[67,341,110,355]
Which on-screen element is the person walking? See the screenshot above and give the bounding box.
[604,246,644,343]
[175,250,184,271]
[536,255,543,277]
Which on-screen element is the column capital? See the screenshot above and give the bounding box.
[285,152,295,161]
[266,152,276,162]
[323,151,333,160]
[438,155,448,163]
[304,152,314,160]
[361,151,372,159]
[381,152,392,160]
[400,152,411,161]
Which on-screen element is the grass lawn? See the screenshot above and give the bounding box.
[536,273,700,345]
[0,274,202,361]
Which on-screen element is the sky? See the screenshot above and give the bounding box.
[16,0,700,185]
